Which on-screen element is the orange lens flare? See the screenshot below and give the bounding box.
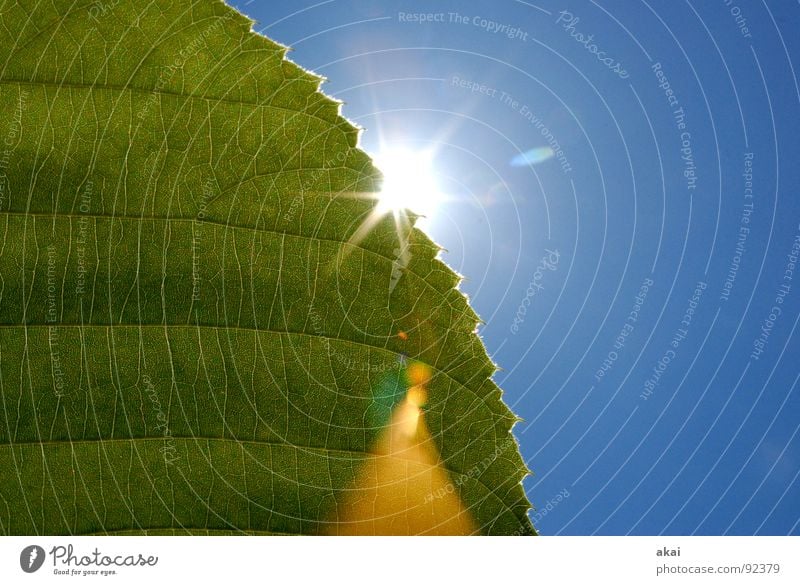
[407,362,431,386]
[406,386,427,409]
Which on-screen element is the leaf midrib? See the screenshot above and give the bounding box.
[1,209,412,271]
[0,323,489,408]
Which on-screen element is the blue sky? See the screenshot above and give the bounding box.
[232,0,800,535]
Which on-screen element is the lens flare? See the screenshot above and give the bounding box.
[326,362,477,535]
[510,146,555,167]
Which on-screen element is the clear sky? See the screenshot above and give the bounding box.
[231,0,800,535]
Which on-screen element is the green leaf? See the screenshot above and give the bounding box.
[0,0,534,535]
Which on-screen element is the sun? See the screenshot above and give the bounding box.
[344,147,444,250]
[373,148,443,219]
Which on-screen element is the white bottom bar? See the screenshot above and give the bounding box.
[1,536,797,584]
